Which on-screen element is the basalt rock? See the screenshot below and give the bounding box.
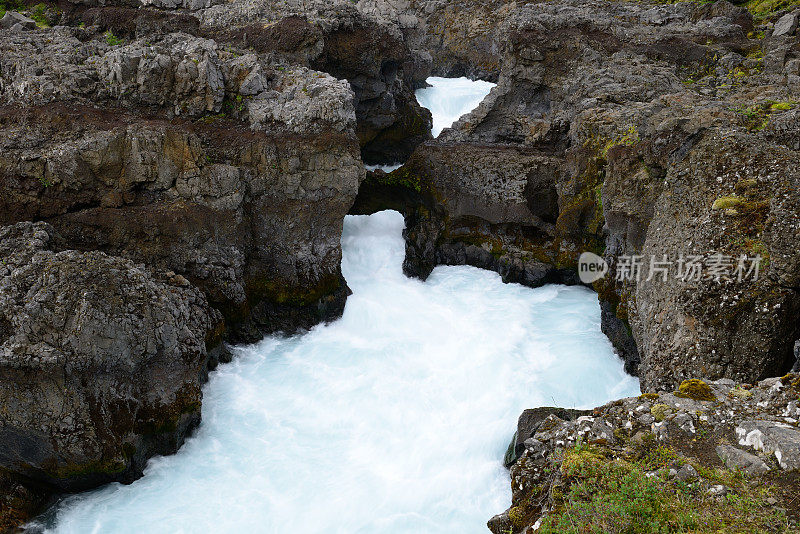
[0,29,363,342]
[200,0,433,163]
[0,222,223,510]
[394,0,800,390]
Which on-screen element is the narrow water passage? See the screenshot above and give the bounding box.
[415,77,496,137]
[42,211,638,533]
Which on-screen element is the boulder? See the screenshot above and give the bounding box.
[716,444,770,476]
[772,11,799,37]
[0,11,36,30]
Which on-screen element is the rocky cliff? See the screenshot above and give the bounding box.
[1,0,800,529]
[0,221,223,526]
[385,0,800,391]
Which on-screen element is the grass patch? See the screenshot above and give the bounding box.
[104,30,123,46]
[537,447,789,533]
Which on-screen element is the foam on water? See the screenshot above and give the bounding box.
[41,210,638,534]
[415,77,496,137]
[364,163,403,173]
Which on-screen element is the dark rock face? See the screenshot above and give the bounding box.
[0,29,363,343]
[0,222,223,492]
[200,0,433,164]
[390,0,800,390]
[0,24,367,524]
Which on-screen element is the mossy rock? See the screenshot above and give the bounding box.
[712,196,745,210]
[674,379,716,401]
[638,392,660,401]
[650,403,672,422]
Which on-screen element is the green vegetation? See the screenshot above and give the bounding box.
[712,195,745,210]
[650,403,671,422]
[370,166,421,193]
[770,101,796,111]
[536,446,789,533]
[28,3,51,27]
[104,30,123,46]
[674,379,716,401]
[0,0,22,18]
[747,0,800,20]
[601,125,639,158]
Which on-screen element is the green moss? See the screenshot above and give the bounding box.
[650,403,672,422]
[366,166,421,193]
[246,272,342,308]
[600,125,639,158]
[712,196,745,210]
[747,0,800,19]
[674,379,716,401]
[770,101,795,111]
[638,392,660,401]
[53,457,127,479]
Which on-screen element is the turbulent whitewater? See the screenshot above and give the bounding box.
[39,77,638,533]
[415,76,496,137]
[42,210,638,533]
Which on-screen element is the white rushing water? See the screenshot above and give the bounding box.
[364,163,403,173]
[415,76,496,137]
[43,210,638,534]
[41,77,637,533]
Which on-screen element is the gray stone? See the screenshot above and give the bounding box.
[0,11,36,30]
[675,464,698,482]
[772,11,799,37]
[716,444,770,476]
[707,484,728,497]
[736,420,800,470]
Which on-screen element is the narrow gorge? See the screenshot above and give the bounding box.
[1,0,799,531]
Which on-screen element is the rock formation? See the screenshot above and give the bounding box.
[1,0,800,528]
[0,222,223,495]
[490,375,800,532]
[387,0,800,390]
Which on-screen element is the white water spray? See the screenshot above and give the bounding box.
[42,210,637,534]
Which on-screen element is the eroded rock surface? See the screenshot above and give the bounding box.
[0,221,223,493]
[391,0,800,389]
[0,29,363,342]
